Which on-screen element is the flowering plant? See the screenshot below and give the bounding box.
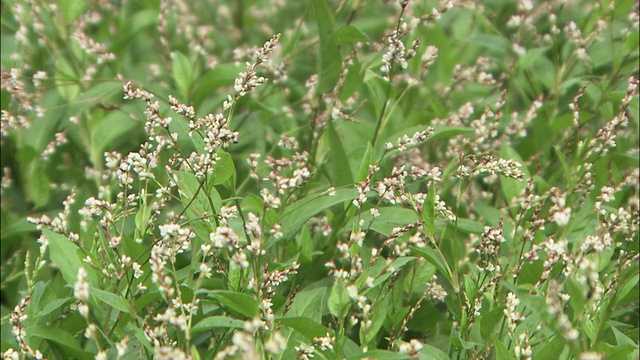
[1,0,638,359]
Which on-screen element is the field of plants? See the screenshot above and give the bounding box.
[1,0,638,359]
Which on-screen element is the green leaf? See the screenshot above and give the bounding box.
[276,283,329,360]
[428,126,475,142]
[59,0,87,23]
[45,230,96,287]
[312,0,341,93]
[172,51,194,99]
[515,47,551,72]
[276,316,330,340]
[192,63,244,106]
[328,279,352,318]
[135,196,151,235]
[90,288,131,314]
[456,218,484,234]
[326,121,354,187]
[37,297,74,319]
[410,246,452,286]
[421,182,436,236]
[28,326,94,360]
[67,81,124,116]
[90,111,136,162]
[299,225,314,264]
[449,336,480,350]
[208,291,259,318]
[333,25,369,45]
[54,58,80,101]
[192,316,245,333]
[285,284,328,323]
[611,325,637,347]
[480,306,504,341]
[191,345,202,360]
[566,278,586,317]
[465,33,511,56]
[212,151,235,185]
[492,335,516,360]
[360,257,416,292]
[366,207,419,236]
[25,159,51,208]
[356,141,374,182]
[419,344,450,360]
[553,146,572,187]
[500,144,528,205]
[175,170,221,220]
[280,188,358,238]
[618,273,639,301]
[533,335,565,360]
[348,350,409,360]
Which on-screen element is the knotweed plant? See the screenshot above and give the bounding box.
[1,0,638,359]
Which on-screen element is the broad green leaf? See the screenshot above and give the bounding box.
[60,0,87,23]
[480,306,504,341]
[45,230,96,287]
[28,326,94,360]
[583,317,596,343]
[449,336,481,350]
[356,141,374,182]
[419,344,450,360]
[456,218,484,234]
[172,51,194,99]
[208,291,259,318]
[212,150,235,185]
[515,47,550,72]
[312,0,341,93]
[333,25,369,45]
[90,288,131,314]
[175,170,221,220]
[611,325,637,347]
[326,121,354,187]
[367,207,419,236]
[465,33,511,56]
[280,188,358,237]
[299,225,313,264]
[54,58,80,101]
[429,126,475,142]
[533,335,565,360]
[134,196,151,235]
[618,273,639,301]
[192,316,245,333]
[491,335,516,360]
[112,9,159,54]
[421,182,436,236]
[90,111,136,163]
[410,246,451,286]
[276,316,330,340]
[285,284,328,322]
[37,298,74,319]
[26,159,51,208]
[348,350,409,360]
[276,282,328,360]
[528,55,557,91]
[361,257,416,293]
[553,146,572,187]
[566,278,586,317]
[192,63,244,107]
[328,279,352,318]
[67,81,123,116]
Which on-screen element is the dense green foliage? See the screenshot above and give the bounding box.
[1,0,638,359]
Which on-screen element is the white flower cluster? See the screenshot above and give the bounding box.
[385,127,435,151]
